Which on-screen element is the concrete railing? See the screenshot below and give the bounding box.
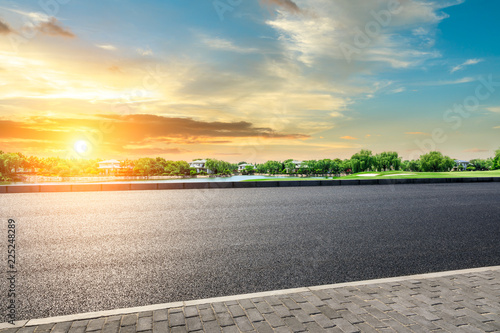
[1,177,499,193]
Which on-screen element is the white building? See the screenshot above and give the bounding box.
[189,160,211,174]
[454,159,470,171]
[238,163,256,172]
[98,160,122,174]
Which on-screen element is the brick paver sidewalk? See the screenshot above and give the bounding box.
[2,267,500,333]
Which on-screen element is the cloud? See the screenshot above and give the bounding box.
[265,0,458,68]
[137,47,153,56]
[96,44,117,51]
[486,107,500,113]
[260,0,303,14]
[405,132,430,135]
[450,58,483,73]
[0,19,13,34]
[340,136,358,140]
[202,36,258,54]
[36,17,75,38]
[0,114,309,156]
[494,126,500,129]
[463,148,488,153]
[421,77,476,86]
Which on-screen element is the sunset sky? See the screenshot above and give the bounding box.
[0,0,499,162]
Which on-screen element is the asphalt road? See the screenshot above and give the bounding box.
[1,183,499,321]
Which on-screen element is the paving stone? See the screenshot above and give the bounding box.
[118,326,136,333]
[225,304,244,318]
[303,321,325,333]
[170,327,187,333]
[211,302,227,314]
[331,318,360,333]
[215,312,234,327]
[272,305,292,318]
[253,300,274,314]
[168,311,185,327]
[282,317,306,332]
[353,322,378,333]
[17,328,35,333]
[263,296,282,306]
[52,322,73,333]
[317,305,341,320]
[86,318,105,332]
[121,315,138,327]
[281,298,300,311]
[185,317,202,332]
[34,324,55,332]
[201,320,221,332]
[289,309,314,324]
[299,301,320,315]
[221,326,238,333]
[138,312,153,318]
[102,321,120,333]
[183,306,198,319]
[310,313,335,328]
[137,317,153,332]
[262,313,285,328]
[246,308,265,322]
[153,310,168,322]
[234,316,254,332]
[253,321,274,333]
[238,299,256,310]
[152,321,168,333]
[68,327,85,333]
[198,307,216,322]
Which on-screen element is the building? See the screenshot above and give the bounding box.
[238,163,256,172]
[98,160,122,174]
[189,159,211,174]
[287,160,308,173]
[454,159,470,171]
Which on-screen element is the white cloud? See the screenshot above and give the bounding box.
[486,107,500,113]
[96,44,117,51]
[137,47,153,56]
[421,77,476,86]
[450,58,484,73]
[202,37,258,54]
[265,0,458,68]
[0,6,50,22]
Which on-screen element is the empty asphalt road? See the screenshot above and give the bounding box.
[1,183,500,321]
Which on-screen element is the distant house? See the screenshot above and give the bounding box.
[454,159,470,171]
[288,160,308,173]
[98,160,122,174]
[189,159,212,174]
[238,163,256,172]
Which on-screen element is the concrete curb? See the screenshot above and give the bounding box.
[1,177,499,193]
[3,265,498,328]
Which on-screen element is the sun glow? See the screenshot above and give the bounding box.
[73,140,89,154]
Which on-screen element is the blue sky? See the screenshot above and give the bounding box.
[0,0,499,161]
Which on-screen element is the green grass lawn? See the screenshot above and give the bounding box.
[244,170,500,181]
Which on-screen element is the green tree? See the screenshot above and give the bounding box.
[420,151,455,172]
[494,148,500,170]
[350,150,374,173]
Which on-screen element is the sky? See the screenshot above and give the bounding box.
[0,0,499,162]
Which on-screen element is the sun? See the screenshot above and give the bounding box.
[73,140,89,154]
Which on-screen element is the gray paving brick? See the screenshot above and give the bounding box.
[34,324,55,332]
[272,305,292,318]
[317,305,341,320]
[183,306,198,319]
[86,318,105,332]
[299,301,320,315]
[221,326,238,333]
[138,312,153,318]
[198,306,216,322]
[253,321,274,333]
[331,318,360,333]
[152,321,168,333]
[153,310,168,322]
[263,296,282,306]
[214,312,234,327]
[17,328,35,333]
[353,322,378,333]
[310,313,335,328]
[170,327,187,333]
[303,321,325,333]
[238,299,256,310]
[234,316,254,332]
[281,298,300,311]
[253,300,274,314]
[211,302,227,314]
[137,317,153,332]
[102,321,120,333]
[185,316,202,332]
[52,322,73,333]
[226,304,245,318]
[202,320,221,333]
[246,308,265,322]
[169,311,185,328]
[118,326,136,333]
[262,313,285,328]
[68,327,85,333]
[282,317,306,332]
[289,309,314,324]
[121,315,138,327]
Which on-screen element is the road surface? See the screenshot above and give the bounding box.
[1,183,499,321]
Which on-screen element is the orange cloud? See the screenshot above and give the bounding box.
[0,19,13,34]
[36,18,75,38]
[340,136,358,140]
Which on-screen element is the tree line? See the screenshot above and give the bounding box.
[1,148,499,181]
